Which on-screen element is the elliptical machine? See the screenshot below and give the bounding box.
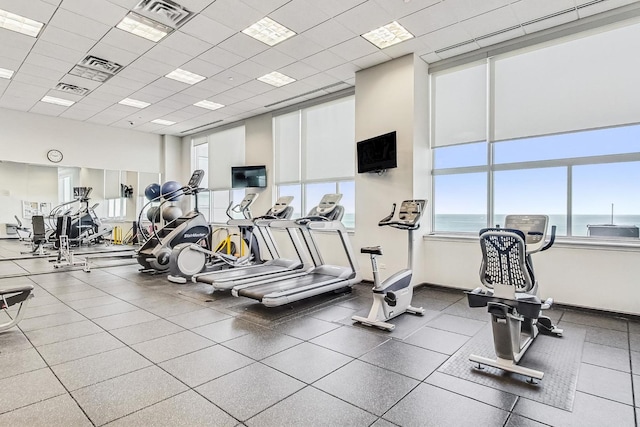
[352,200,426,331]
[137,170,208,273]
[466,215,563,383]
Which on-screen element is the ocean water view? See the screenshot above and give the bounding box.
[434,214,640,237]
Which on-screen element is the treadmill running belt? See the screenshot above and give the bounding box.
[196,264,288,284]
[237,273,339,300]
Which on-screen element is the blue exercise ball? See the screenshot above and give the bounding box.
[161,181,183,201]
[144,183,161,201]
[146,206,161,223]
[162,206,183,222]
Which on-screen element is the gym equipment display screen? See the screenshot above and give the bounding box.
[231,165,267,188]
[357,131,397,173]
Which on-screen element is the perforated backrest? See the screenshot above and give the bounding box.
[31,216,46,241]
[479,227,535,293]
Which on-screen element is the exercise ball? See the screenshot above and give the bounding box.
[146,206,161,223]
[162,206,183,222]
[161,181,183,201]
[144,183,161,201]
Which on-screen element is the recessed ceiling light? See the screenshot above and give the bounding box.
[242,17,296,46]
[257,71,296,87]
[165,68,205,85]
[362,21,414,49]
[0,9,44,37]
[151,119,176,126]
[69,65,114,82]
[116,12,172,42]
[119,98,151,108]
[41,96,75,107]
[0,67,14,79]
[194,100,225,111]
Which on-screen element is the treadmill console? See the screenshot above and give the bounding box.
[239,193,259,211]
[315,193,343,215]
[380,199,426,230]
[270,196,294,216]
[187,169,205,188]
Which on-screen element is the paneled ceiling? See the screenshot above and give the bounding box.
[0,0,637,136]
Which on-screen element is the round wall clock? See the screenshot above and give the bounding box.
[47,149,63,163]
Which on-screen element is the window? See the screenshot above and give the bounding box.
[274,95,356,227]
[106,198,125,219]
[433,173,487,233]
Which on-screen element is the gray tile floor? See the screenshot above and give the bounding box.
[0,241,638,426]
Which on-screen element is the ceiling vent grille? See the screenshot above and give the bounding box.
[68,65,114,82]
[79,56,123,75]
[133,0,192,28]
[55,83,90,95]
[180,120,224,134]
[264,82,350,108]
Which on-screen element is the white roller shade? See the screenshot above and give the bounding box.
[433,63,486,147]
[208,126,245,190]
[494,22,640,141]
[303,96,355,180]
[274,111,301,184]
[104,170,121,199]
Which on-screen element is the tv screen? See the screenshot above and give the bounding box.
[357,131,397,173]
[231,165,267,188]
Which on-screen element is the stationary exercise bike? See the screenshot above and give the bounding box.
[352,200,426,331]
[466,215,563,383]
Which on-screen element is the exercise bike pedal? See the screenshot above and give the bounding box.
[384,292,397,307]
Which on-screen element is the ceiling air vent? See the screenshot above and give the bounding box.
[79,56,123,75]
[68,66,113,82]
[264,82,350,108]
[133,0,192,28]
[55,83,90,96]
[180,120,224,134]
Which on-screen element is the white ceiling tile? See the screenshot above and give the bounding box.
[59,108,100,121]
[420,52,442,63]
[374,0,440,19]
[59,0,128,26]
[84,90,122,103]
[334,1,391,36]
[200,0,264,31]
[399,2,459,37]
[251,49,296,70]
[128,122,166,132]
[105,0,139,8]
[269,0,331,33]
[300,72,341,88]
[101,28,156,55]
[0,57,22,72]
[134,84,175,99]
[303,0,367,17]
[179,84,217,99]
[116,67,159,84]
[129,57,176,77]
[378,37,432,59]
[419,24,474,51]
[48,8,111,41]
[207,69,252,87]
[195,77,234,94]
[351,51,393,69]
[0,0,57,23]
[329,37,379,61]
[165,92,202,106]
[88,42,139,67]
[239,0,290,15]
[44,88,83,102]
[156,77,191,92]
[143,45,194,68]
[442,0,511,21]
[31,40,86,64]
[325,63,360,81]
[511,0,576,24]
[279,61,320,80]
[155,98,191,110]
[235,79,274,96]
[42,0,62,5]
[5,80,49,97]
[179,14,236,45]
[24,53,75,73]
[217,33,269,59]
[39,26,97,53]
[91,84,135,98]
[29,102,67,116]
[12,71,61,89]
[459,6,521,39]
[522,10,578,34]
[476,26,526,47]
[0,97,35,111]
[0,44,29,62]
[160,31,213,57]
[104,75,149,91]
[76,96,114,109]
[276,79,316,97]
[18,63,65,82]
[228,60,272,80]
[174,0,215,13]
[273,35,325,60]
[437,41,482,59]
[0,28,37,51]
[302,20,358,49]
[301,50,346,71]
[577,0,639,17]
[180,58,224,78]
[199,46,245,69]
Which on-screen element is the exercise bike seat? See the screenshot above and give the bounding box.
[361,246,383,256]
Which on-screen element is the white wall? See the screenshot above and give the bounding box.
[245,114,274,216]
[0,108,162,173]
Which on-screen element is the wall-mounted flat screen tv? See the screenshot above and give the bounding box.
[231,165,267,188]
[357,131,397,173]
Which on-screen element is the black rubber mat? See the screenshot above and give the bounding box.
[438,324,585,411]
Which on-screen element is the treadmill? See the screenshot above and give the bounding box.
[192,196,309,290]
[231,194,361,307]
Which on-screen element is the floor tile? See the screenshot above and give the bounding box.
[165,307,231,329]
[71,366,188,426]
[632,351,640,373]
[17,311,86,332]
[51,347,152,391]
[56,289,109,302]
[0,368,66,413]
[426,313,486,336]
[262,342,353,383]
[191,317,266,343]
[92,309,160,330]
[64,295,123,310]
[0,347,46,380]
[443,299,493,322]
[359,339,448,380]
[315,360,419,416]
[107,390,237,427]
[633,375,639,408]
[131,330,214,363]
[514,391,635,427]
[561,310,628,332]
[370,418,398,427]
[196,363,304,421]
[576,363,633,405]
[404,326,470,355]
[245,386,377,427]
[309,305,358,322]
[0,329,32,353]
[109,318,185,345]
[272,316,341,340]
[383,383,509,427]
[631,333,640,352]
[223,329,302,360]
[425,371,518,411]
[581,324,630,350]
[310,326,389,357]
[21,302,73,319]
[629,321,640,335]
[582,341,630,372]
[0,394,91,427]
[76,301,139,319]
[504,414,550,427]
[37,332,124,366]
[159,345,253,388]
[25,320,103,346]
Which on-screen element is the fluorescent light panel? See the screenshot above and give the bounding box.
[165,68,205,85]
[194,100,224,111]
[116,12,172,42]
[151,119,176,126]
[41,96,75,107]
[119,98,151,108]
[0,67,14,79]
[242,17,296,46]
[257,71,295,87]
[0,9,44,37]
[362,21,414,49]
